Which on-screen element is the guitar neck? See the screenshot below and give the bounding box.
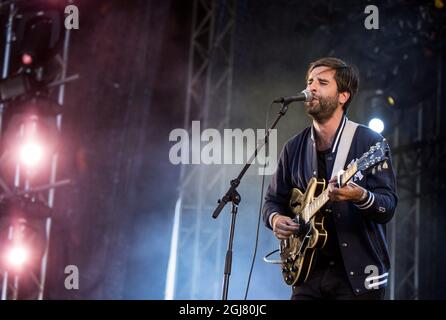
[305,162,358,221]
[338,162,358,188]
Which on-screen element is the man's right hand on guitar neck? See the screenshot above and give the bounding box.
[271,214,300,240]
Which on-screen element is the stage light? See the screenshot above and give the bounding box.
[6,245,29,269]
[19,141,44,168]
[0,74,33,103]
[0,99,60,184]
[387,96,395,106]
[359,90,398,135]
[18,16,53,68]
[21,53,33,66]
[11,9,63,90]
[368,118,385,134]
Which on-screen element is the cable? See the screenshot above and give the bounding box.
[243,101,275,300]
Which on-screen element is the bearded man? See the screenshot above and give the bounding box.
[263,57,398,300]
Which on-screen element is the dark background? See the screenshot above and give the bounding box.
[0,0,444,299]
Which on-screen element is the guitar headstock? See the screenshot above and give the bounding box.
[356,139,390,173]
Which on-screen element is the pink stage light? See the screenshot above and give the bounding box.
[5,245,29,269]
[19,142,44,168]
[21,53,33,66]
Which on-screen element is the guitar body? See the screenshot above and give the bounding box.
[280,177,327,286]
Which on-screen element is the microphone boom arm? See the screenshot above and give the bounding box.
[211,99,295,300]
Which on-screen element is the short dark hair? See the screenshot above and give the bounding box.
[306,57,359,112]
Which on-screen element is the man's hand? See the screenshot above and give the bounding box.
[272,214,300,240]
[327,178,366,202]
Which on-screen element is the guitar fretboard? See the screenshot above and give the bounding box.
[302,162,358,222]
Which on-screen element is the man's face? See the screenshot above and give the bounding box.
[304,66,340,123]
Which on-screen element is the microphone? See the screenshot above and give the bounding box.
[273,89,313,104]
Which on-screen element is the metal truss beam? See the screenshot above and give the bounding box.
[168,0,236,300]
[0,3,71,300]
[388,52,444,300]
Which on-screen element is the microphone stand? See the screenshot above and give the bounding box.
[212,100,293,300]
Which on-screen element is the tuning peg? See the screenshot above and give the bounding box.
[372,167,376,175]
[383,161,388,169]
[378,164,382,171]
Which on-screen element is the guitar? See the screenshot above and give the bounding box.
[280,139,390,286]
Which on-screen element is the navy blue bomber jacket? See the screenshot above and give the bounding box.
[262,116,398,295]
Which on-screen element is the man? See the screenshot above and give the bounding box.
[263,57,398,300]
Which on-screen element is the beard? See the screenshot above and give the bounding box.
[304,92,339,123]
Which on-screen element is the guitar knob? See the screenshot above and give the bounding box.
[286,258,293,264]
[286,275,293,282]
[291,266,298,272]
[282,267,289,273]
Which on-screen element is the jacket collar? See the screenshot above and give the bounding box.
[310,115,348,154]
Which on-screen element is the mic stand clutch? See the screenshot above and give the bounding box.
[211,100,294,300]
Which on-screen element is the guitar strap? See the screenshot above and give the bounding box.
[330,119,358,180]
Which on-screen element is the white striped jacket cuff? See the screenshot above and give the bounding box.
[354,191,375,210]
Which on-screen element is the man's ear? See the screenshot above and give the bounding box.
[339,91,350,105]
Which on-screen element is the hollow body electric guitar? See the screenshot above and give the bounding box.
[280,140,390,286]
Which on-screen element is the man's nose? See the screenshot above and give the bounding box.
[307,82,318,93]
